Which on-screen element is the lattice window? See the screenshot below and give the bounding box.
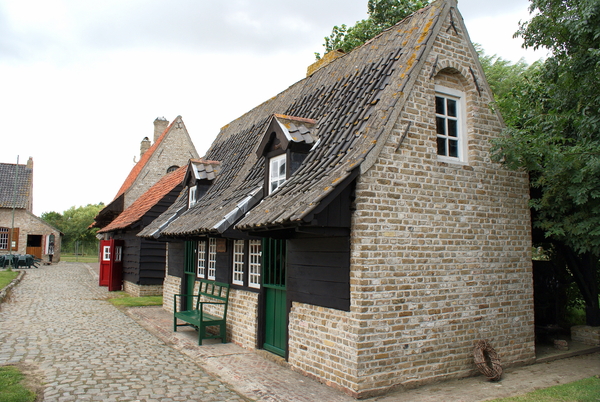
[207,238,217,280]
[232,240,245,285]
[197,240,206,278]
[249,239,262,289]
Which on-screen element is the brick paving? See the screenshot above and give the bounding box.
[0,263,248,402]
[1,262,599,402]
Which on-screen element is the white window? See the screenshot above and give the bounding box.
[188,185,197,207]
[435,86,466,162]
[232,240,245,285]
[269,154,287,194]
[207,238,217,280]
[249,239,262,289]
[197,240,206,278]
[0,228,8,250]
[103,246,111,261]
[115,246,122,262]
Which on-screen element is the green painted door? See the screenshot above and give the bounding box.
[262,238,287,357]
[183,241,197,310]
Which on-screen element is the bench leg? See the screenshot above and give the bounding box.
[220,324,226,343]
[173,317,178,332]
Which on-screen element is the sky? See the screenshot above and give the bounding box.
[0,0,546,216]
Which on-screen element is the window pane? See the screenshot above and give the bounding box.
[208,238,216,280]
[435,96,445,114]
[448,119,458,137]
[249,239,261,289]
[437,137,446,156]
[447,99,457,117]
[449,139,459,158]
[197,240,206,278]
[232,240,245,285]
[436,117,446,135]
[278,159,286,177]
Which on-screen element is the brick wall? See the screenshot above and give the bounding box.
[0,209,62,263]
[227,289,259,348]
[162,274,181,314]
[286,13,535,398]
[123,281,163,297]
[125,117,199,209]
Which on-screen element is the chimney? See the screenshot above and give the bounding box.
[307,49,345,77]
[154,117,169,143]
[26,157,33,169]
[140,137,151,158]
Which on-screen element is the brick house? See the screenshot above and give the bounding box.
[94,116,199,294]
[140,0,534,397]
[0,158,62,263]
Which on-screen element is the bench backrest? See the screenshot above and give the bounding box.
[195,280,230,316]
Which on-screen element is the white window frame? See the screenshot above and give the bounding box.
[248,239,262,289]
[188,185,197,208]
[197,240,206,278]
[269,154,287,194]
[0,228,8,250]
[102,246,111,261]
[232,240,245,285]
[115,246,122,262]
[435,85,467,163]
[207,238,217,280]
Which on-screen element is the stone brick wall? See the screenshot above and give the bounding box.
[227,289,259,349]
[571,325,600,346]
[162,274,181,314]
[0,209,62,263]
[125,116,199,209]
[123,281,163,297]
[286,13,535,398]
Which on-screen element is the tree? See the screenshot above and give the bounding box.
[316,0,429,58]
[492,0,600,325]
[42,203,105,253]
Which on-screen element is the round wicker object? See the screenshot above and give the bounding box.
[473,340,502,381]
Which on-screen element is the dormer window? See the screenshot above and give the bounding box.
[188,185,197,207]
[257,114,317,195]
[269,154,287,194]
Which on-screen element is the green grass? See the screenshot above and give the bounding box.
[0,271,19,290]
[0,366,36,402]
[489,376,600,402]
[107,291,162,308]
[60,253,98,263]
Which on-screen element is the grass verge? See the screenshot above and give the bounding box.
[0,365,36,402]
[489,376,600,401]
[60,254,98,263]
[0,271,19,290]
[107,291,162,308]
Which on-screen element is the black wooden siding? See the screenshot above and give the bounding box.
[139,238,166,285]
[287,236,350,311]
[168,241,185,277]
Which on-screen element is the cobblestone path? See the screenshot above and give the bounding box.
[0,263,248,402]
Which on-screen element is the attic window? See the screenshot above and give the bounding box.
[269,154,287,194]
[188,185,197,207]
[167,165,179,173]
[435,86,467,162]
[257,114,318,195]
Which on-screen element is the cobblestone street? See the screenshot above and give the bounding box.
[0,262,248,401]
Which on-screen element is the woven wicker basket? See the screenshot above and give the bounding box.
[473,340,502,381]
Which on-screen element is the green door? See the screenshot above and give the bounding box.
[262,238,287,357]
[183,241,197,310]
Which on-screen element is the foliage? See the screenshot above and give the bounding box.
[0,271,19,290]
[41,203,104,252]
[491,0,600,325]
[0,366,36,402]
[60,253,99,263]
[316,0,429,58]
[488,376,600,402]
[107,292,163,308]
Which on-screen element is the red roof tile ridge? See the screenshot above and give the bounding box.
[99,165,186,233]
[113,118,178,200]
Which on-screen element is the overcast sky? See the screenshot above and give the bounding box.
[1,0,546,216]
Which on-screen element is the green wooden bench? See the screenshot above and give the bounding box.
[173,279,230,345]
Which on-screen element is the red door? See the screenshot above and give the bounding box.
[99,239,124,291]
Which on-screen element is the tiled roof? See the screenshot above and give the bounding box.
[98,166,186,233]
[0,162,32,209]
[149,0,453,237]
